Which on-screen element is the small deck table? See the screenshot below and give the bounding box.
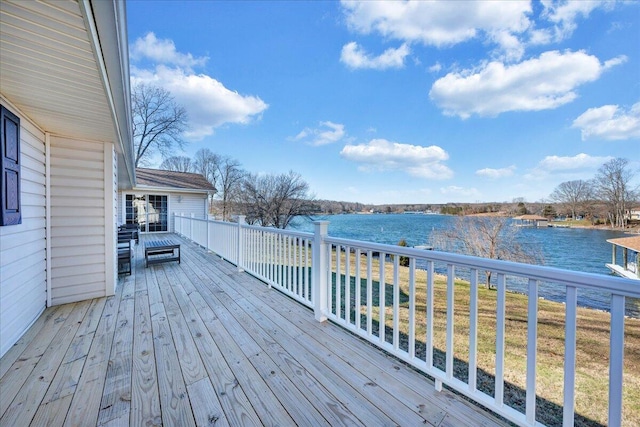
[145,240,180,267]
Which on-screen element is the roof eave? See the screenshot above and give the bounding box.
[132,185,215,195]
[80,0,135,189]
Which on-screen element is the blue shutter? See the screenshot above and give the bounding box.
[1,105,21,226]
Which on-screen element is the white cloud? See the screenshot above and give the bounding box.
[525,153,612,180]
[292,121,346,146]
[541,0,613,41]
[429,50,624,118]
[130,35,268,141]
[340,138,453,179]
[604,54,629,70]
[340,42,410,70]
[476,165,516,179]
[428,62,442,73]
[572,102,640,141]
[340,0,532,61]
[131,32,208,70]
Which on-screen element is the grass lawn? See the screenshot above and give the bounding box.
[324,252,640,427]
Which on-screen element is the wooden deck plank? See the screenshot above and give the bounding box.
[189,277,329,426]
[0,303,76,416]
[203,272,403,426]
[186,250,433,426]
[186,377,230,427]
[30,395,73,427]
[156,265,208,386]
[131,268,162,427]
[97,274,135,425]
[1,301,90,426]
[163,262,268,426]
[37,298,107,411]
[181,278,293,426]
[0,305,61,379]
[146,264,196,427]
[63,292,122,427]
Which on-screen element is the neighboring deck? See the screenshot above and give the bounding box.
[0,234,507,426]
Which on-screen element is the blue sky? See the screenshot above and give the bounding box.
[126,0,639,205]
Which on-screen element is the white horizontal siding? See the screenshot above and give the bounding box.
[0,103,47,357]
[49,136,107,305]
[170,193,207,232]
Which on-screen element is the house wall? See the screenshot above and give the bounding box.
[118,190,207,233]
[0,102,47,357]
[49,136,116,305]
[170,193,208,231]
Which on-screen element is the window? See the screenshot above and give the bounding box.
[1,105,21,226]
[125,193,168,232]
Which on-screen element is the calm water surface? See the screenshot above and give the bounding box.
[290,214,639,316]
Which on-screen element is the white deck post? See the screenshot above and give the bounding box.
[237,215,246,272]
[313,221,329,322]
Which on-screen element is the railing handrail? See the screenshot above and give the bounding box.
[243,222,314,239]
[324,235,640,298]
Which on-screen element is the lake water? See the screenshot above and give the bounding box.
[289,213,639,317]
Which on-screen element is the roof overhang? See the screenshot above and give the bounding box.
[131,185,214,196]
[607,236,640,252]
[0,0,135,188]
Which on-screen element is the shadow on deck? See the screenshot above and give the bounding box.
[0,233,508,426]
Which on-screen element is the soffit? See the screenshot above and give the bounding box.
[0,0,116,143]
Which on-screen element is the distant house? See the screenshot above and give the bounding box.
[118,168,216,233]
[627,207,640,221]
[513,214,549,227]
[606,235,640,280]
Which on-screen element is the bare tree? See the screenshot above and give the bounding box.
[217,156,245,221]
[431,217,542,288]
[593,158,638,228]
[192,148,221,189]
[160,156,193,172]
[238,171,315,228]
[132,83,188,167]
[549,180,593,220]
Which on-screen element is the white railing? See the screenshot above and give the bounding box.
[174,214,640,427]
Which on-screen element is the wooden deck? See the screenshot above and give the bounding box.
[0,233,507,426]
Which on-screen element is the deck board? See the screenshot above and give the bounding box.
[0,233,508,427]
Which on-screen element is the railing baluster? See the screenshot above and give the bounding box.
[305,238,310,301]
[355,248,362,331]
[393,255,400,350]
[469,268,478,392]
[346,246,351,325]
[408,258,416,359]
[609,294,625,427]
[564,286,577,426]
[496,272,506,407]
[366,251,373,335]
[426,260,434,369]
[288,236,293,292]
[526,278,538,425]
[446,264,455,380]
[336,245,342,319]
[297,237,302,297]
[328,244,333,315]
[379,252,386,344]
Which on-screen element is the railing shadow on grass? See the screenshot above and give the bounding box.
[325,272,605,427]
